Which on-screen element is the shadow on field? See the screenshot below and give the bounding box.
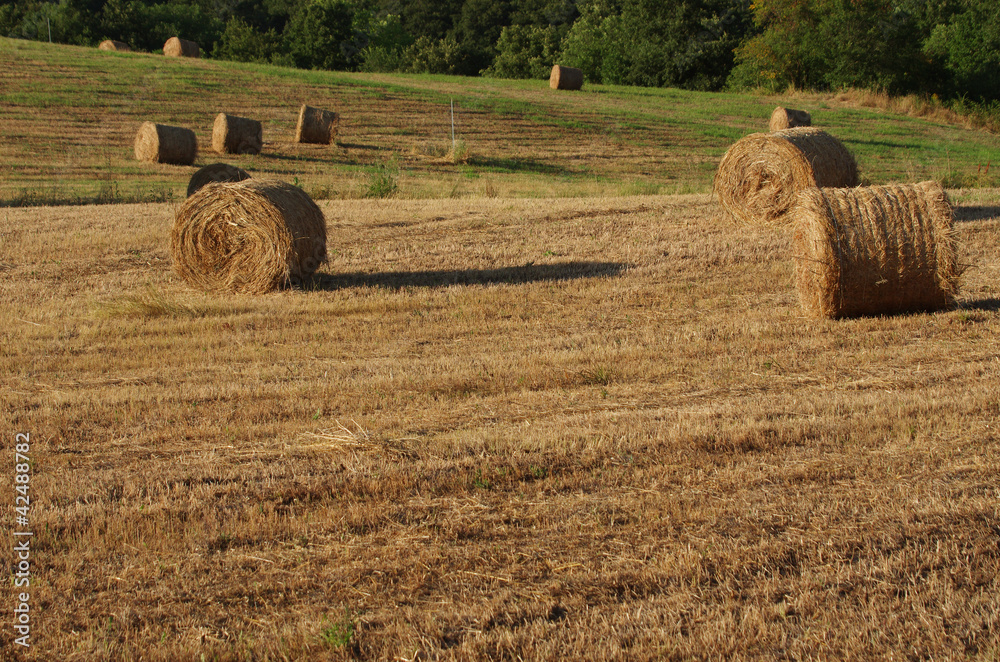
[954,205,1000,223]
[313,261,627,290]
[959,298,1000,312]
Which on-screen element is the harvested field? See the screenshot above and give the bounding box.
[2,191,999,659]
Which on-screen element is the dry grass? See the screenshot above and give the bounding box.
[2,191,999,659]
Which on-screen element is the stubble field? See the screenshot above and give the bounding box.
[2,190,999,659]
[2,37,1000,661]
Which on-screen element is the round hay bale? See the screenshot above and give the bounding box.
[134,121,197,165]
[98,40,130,52]
[792,181,958,319]
[713,127,859,226]
[769,106,811,131]
[549,65,583,90]
[294,104,338,145]
[171,179,327,294]
[186,163,251,197]
[163,36,199,58]
[212,113,263,155]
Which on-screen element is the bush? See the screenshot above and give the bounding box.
[214,17,283,64]
[402,35,464,74]
[483,24,562,79]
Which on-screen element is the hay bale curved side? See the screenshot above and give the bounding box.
[163,37,199,57]
[186,163,251,197]
[134,122,197,165]
[99,40,130,52]
[171,180,327,294]
[713,127,859,226]
[792,181,958,319]
[769,107,812,131]
[295,105,338,144]
[550,65,584,90]
[212,113,263,155]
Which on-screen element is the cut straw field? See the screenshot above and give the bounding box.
[2,188,999,658]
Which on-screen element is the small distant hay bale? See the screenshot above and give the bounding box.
[714,127,859,226]
[163,37,199,58]
[212,113,263,155]
[549,65,584,90]
[186,163,251,197]
[134,121,197,165]
[792,181,959,319]
[98,40,130,52]
[769,106,811,131]
[171,179,328,294]
[294,104,338,145]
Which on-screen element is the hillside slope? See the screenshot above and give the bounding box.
[2,37,999,205]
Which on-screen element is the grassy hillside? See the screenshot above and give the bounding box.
[1,37,999,205]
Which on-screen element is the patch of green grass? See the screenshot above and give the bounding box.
[365,154,400,198]
[319,610,356,649]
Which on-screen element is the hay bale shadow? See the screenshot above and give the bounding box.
[311,261,627,291]
[953,205,1000,223]
[958,298,1000,312]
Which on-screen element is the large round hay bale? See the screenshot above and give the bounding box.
[713,127,859,226]
[98,39,130,52]
[212,113,263,155]
[769,106,811,131]
[792,181,958,319]
[171,179,327,294]
[294,104,338,145]
[134,121,197,165]
[186,163,251,197]
[163,37,199,58]
[549,65,583,90]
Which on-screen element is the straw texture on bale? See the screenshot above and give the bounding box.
[769,106,812,131]
[134,121,197,165]
[549,65,584,90]
[212,113,263,155]
[186,163,251,197]
[171,179,327,294]
[714,127,859,226]
[98,39,130,52]
[294,105,338,144]
[792,181,958,319]
[163,37,199,58]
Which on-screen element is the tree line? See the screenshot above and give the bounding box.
[2,0,997,104]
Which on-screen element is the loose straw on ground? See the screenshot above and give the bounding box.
[295,105,338,145]
[134,122,197,165]
[186,163,251,197]
[714,127,859,226]
[213,113,263,155]
[171,179,327,294]
[792,180,959,319]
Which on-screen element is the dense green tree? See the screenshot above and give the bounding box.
[283,0,354,70]
[483,23,561,79]
[561,0,750,90]
[924,0,1000,100]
